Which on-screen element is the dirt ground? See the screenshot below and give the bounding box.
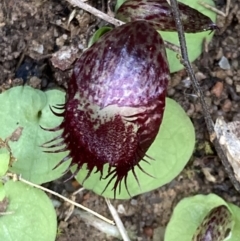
[1,0,240,240]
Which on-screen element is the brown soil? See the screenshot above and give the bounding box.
[1,0,240,240]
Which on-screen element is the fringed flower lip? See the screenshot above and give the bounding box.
[42,20,170,198]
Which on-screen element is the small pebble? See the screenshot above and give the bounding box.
[225,69,233,76]
[167,88,175,96]
[225,77,233,85]
[236,84,240,93]
[232,59,239,70]
[219,56,231,70]
[204,97,212,107]
[130,199,138,206]
[117,204,126,214]
[222,99,232,112]
[211,81,224,98]
[143,226,153,238]
[28,76,41,89]
[182,77,191,88]
[186,103,195,116]
[213,69,227,80]
[195,103,202,113]
[195,72,207,81]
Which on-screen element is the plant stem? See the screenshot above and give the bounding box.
[169,0,240,192]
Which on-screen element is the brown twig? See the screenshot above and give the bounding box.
[169,0,240,192]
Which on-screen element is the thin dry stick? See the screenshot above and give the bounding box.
[7,173,115,225]
[64,0,180,53]
[105,198,131,241]
[169,0,240,192]
[198,0,231,17]
[0,212,14,216]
